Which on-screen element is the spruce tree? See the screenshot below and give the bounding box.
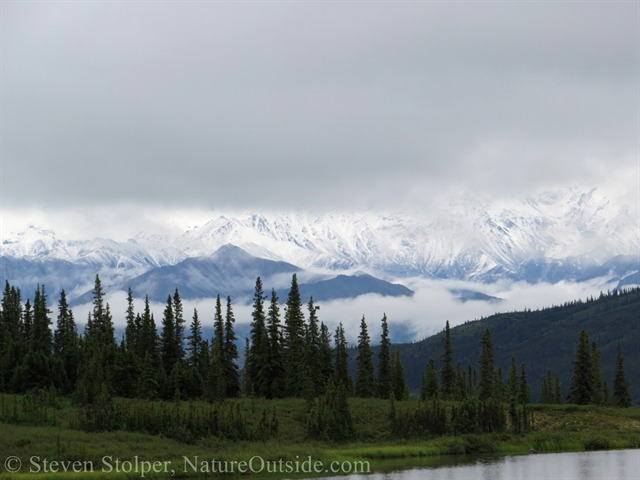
[354,316,375,398]
[247,277,269,397]
[138,296,158,360]
[263,289,284,398]
[507,356,519,399]
[31,285,52,355]
[478,328,494,400]
[303,297,322,397]
[421,358,439,400]
[318,322,333,395]
[186,308,204,371]
[518,363,531,405]
[390,348,409,401]
[567,329,594,405]
[333,322,352,394]
[377,314,392,399]
[454,362,467,400]
[124,288,137,354]
[210,295,225,398]
[440,320,456,400]
[186,308,205,397]
[173,289,185,364]
[53,290,79,392]
[591,341,603,404]
[87,275,116,349]
[554,374,563,404]
[160,295,177,376]
[0,282,25,392]
[283,274,306,397]
[613,342,632,407]
[223,296,240,397]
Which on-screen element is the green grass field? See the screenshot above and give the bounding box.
[1,396,639,479]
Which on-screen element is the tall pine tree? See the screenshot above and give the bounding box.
[440,320,456,400]
[354,316,375,398]
[478,328,494,400]
[283,274,306,397]
[377,314,392,399]
[613,342,632,407]
[567,330,594,405]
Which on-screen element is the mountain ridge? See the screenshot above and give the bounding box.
[2,188,638,299]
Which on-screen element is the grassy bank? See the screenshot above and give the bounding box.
[1,397,639,479]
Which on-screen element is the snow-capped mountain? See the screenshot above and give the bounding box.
[1,187,638,301]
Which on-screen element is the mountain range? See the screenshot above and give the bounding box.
[1,187,638,304]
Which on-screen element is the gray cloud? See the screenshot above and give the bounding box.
[2,2,637,211]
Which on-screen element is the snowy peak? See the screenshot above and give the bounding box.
[2,187,637,291]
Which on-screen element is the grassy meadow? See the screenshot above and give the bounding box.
[1,395,639,480]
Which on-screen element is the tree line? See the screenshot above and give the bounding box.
[0,274,412,405]
[0,275,632,411]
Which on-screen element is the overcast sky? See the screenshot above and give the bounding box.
[2,1,638,223]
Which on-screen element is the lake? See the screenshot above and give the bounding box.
[310,449,640,480]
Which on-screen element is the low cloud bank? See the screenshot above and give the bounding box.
[72,276,615,345]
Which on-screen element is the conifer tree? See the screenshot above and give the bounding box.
[138,297,158,360]
[507,356,519,399]
[53,290,79,392]
[1,281,23,340]
[333,322,352,394]
[318,322,333,395]
[31,285,52,355]
[223,296,240,397]
[213,294,224,350]
[554,374,563,404]
[263,289,284,398]
[0,282,25,392]
[23,299,33,343]
[210,295,226,398]
[390,348,409,401]
[86,275,116,349]
[478,328,495,400]
[137,353,159,399]
[303,297,322,397]
[421,358,439,400]
[186,308,205,372]
[186,308,206,397]
[440,320,456,399]
[173,289,185,364]
[591,341,603,404]
[160,295,177,375]
[567,329,594,405]
[354,316,375,398]
[518,363,531,405]
[613,342,632,407]
[247,278,269,397]
[124,288,137,354]
[283,274,306,397]
[377,314,392,399]
[454,362,467,400]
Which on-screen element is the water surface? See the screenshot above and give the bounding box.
[314,449,640,480]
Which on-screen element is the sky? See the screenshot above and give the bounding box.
[2,1,639,338]
[2,1,638,229]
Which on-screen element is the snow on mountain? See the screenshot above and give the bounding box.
[2,224,185,270]
[2,188,637,292]
[171,188,637,281]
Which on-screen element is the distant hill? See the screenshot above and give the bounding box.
[69,245,413,306]
[296,274,413,302]
[349,287,640,404]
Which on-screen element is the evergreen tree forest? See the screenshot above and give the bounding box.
[0,276,637,444]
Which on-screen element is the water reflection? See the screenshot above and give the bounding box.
[309,449,640,480]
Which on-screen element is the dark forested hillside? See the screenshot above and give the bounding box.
[350,288,640,403]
